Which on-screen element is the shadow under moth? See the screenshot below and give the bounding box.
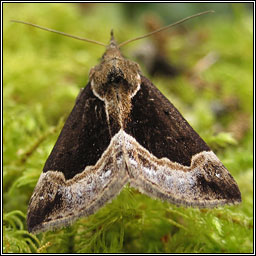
[13,11,241,234]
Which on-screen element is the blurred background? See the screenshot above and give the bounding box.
[3,3,253,254]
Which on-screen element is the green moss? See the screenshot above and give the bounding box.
[3,3,253,253]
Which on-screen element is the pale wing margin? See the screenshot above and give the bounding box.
[122,131,241,207]
[27,132,130,233]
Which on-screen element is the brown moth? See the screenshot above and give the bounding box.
[12,11,241,234]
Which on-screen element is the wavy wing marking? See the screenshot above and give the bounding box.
[122,131,241,207]
[27,131,129,233]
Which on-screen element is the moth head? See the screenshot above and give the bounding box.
[101,30,123,62]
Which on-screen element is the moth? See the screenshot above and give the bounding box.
[13,11,241,234]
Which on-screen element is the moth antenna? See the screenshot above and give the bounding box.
[11,20,107,47]
[118,10,214,48]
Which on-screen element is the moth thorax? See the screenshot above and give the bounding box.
[107,66,125,83]
[90,58,141,101]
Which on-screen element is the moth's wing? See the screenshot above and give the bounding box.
[125,76,241,207]
[27,83,129,233]
[42,83,111,180]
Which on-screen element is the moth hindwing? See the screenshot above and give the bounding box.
[25,23,241,234]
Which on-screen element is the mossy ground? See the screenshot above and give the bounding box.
[3,3,253,253]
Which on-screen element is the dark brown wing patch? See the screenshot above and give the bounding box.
[125,75,210,166]
[43,83,111,180]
